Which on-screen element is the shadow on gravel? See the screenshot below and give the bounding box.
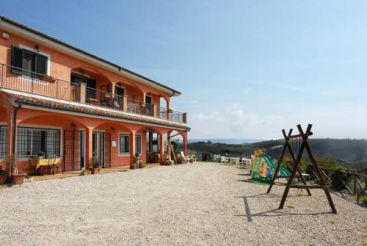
[332,190,367,208]
[237,173,251,177]
[235,196,333,222]
[239,194,280,199]
[237,180,268,186]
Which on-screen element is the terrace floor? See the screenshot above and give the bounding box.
[0,163,366,245]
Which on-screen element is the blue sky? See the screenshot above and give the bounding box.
[2,0,367,139]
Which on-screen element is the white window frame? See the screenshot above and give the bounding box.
[118,132,130,156]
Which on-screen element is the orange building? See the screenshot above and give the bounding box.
[0,16,189,173]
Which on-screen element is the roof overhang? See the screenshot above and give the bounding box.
[0,16,181,97]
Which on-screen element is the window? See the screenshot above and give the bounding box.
[11,46,48,78]
[71,73,88,85]
[119,134,130,155]
[115,83,125,97]
[0,126,7,158]
[16,127,60,158]
[145,95,153,105]
[135,135,142,155]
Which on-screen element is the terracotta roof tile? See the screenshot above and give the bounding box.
[1,89,189,130]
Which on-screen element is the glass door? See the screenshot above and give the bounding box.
[93,132,105,167]
[114,83,125,109]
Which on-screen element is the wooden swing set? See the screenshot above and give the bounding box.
[267,124,337,214]
[168,131,181,163]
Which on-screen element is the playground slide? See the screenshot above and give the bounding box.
[261,154,291,177]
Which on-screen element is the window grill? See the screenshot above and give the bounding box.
[16,127,60,158]
[0,126,7,158]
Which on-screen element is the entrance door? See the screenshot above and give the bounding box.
[86,79,97,99]
[63,129,81,171]
[114,84,125,109]
[93,132,105,167]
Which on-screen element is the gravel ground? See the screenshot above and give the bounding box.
[0,162,366,246]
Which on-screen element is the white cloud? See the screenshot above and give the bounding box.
[189,104,286,139]
[188,102,367,139]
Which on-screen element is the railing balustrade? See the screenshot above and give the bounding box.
[159,107,186,123]
[0,63,187,123]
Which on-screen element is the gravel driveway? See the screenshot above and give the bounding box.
[0,163,366,246]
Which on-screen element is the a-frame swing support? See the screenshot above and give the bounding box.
[266,128,312,196]
[272,124,337,214]
[168,131,182,163]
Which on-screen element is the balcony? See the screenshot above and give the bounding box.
[0,64,187,124]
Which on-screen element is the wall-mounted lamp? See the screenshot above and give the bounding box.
[2,32,9,40]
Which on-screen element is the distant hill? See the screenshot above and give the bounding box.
[188,139,367,170]
[189,138,265,144]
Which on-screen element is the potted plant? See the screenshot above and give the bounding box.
[90,155,101,174]
[0,167,7,185]
[134,152,145,168]
[40,74,55,83]
[150,152,160,163]
[176,154,184,164]
[36,151,45,159]
[7,155,25,185]
[130,162,137,170]
[130,153,139,169]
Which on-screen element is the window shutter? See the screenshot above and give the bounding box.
[35,54,48,75]
[11,46,23,75]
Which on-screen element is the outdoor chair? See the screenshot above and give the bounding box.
[179,151,189,163]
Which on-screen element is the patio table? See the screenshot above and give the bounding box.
[30,158,62,175]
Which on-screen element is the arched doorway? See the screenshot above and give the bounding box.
[17,112,88,172]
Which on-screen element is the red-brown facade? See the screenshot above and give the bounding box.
[0,17,189,173]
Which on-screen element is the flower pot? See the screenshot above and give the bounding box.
[0,174,7,185]
[40,75,55,83]
[130,163,137,170]
[11,173,25,185]
[90,167,100,174]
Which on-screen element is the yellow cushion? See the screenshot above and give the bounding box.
[36,158,62,168]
